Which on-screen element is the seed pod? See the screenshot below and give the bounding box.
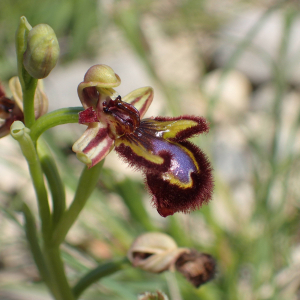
[23,24,59,79]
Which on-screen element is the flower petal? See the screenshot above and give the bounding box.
[72,122,114,168]
[8,76,23,111]
[78,107,99,124]
[146,141,213,217]
[115,126,213,217]
[122,87,153,118]
[141,116,209,141]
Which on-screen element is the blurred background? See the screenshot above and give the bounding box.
[1,0,300,299]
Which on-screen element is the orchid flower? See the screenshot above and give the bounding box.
[0,77,48,137]
[73,65,213,217]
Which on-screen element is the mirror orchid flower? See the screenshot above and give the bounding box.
[73,65,213,217]
[0,77,48,138]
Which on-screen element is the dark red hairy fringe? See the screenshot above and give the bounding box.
[146,140,213,217]
[153,116,209,141]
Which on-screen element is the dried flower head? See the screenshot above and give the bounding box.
[128,232,216,288]
[127,232,188,273]
[138,291,169,300]
[175,249,216,287]
[73,64,213,216]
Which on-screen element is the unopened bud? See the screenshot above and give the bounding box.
[23,24,59,79]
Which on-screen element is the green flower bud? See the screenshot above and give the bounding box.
[23,24,59,79]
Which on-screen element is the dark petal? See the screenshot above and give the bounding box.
[0,97,15,119]
[145,141,213,217]
[81,86,99,109]
[0,104,24,138]
[0,84,6,98]
[175,249,216,288]
[78,107,99,124]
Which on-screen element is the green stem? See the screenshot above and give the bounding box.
[72,258,129,299]
[30,107,83,143]
[52,161,104,246]
[21,203,52,288]
[23,78,38,128]
[44,246,75,300]
[11,121,52,241]
[37,139,66,226]
[15,16,38,128]
[15,16,32,88]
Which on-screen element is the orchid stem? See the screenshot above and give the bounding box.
[37,139,66,226]
[21,203,52,288]
[23,78,38,128]
[52,161,104,246]
[15,16,38,128]
[11,122,52,241]
[30,107,83,143]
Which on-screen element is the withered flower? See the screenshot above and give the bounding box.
[127,232,189,273]
[0,77,48,138]
[73,64,213,217]
[175,249,216,287]
[128,232,216,288]
[138,291,169,300]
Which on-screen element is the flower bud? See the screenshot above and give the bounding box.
[138,291,169,300]
[127,232,188,273]
[175,249,216,287]
[23,24,59,79]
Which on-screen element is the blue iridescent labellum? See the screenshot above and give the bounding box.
[73,64,213,217]
[115,116,213,217]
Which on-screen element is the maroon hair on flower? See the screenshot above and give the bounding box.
[73,64,214,217]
